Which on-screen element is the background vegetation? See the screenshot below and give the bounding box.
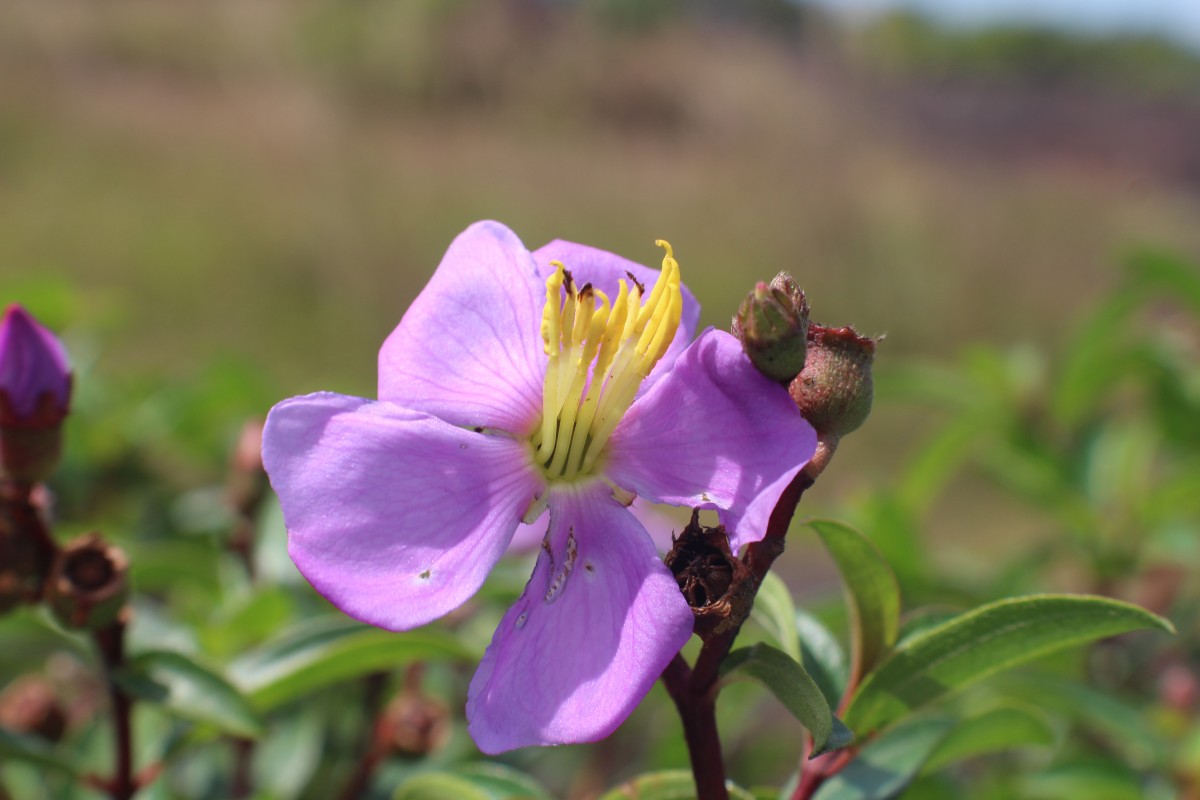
[1,1,1197,798]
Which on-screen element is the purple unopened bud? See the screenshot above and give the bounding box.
[788,324,877,442]
[732,272,810,383]
[0,305,72,484]
[0,305,71,421]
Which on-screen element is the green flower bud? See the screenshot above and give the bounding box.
[732,272,810,383]
[788,324,877,440]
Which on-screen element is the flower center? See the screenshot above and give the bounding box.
[531,241,683,483]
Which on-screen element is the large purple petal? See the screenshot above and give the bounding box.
[605,329,816,552]
[379,221,545,434]
[532,240,700,384]
[467,483,694,753]
[263,392,544,631]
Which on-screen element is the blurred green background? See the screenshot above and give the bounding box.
[5,0,1198,567]
[2,2,1200,797]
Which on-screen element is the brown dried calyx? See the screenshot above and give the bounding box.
[46,533,129,630]
[665,510,757,638]
[378,689,451,757]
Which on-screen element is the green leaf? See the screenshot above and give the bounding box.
[806,520,900,685]
[0,729,77,776]
[921,706,1056,774]
[1126,248,1200,316]
[393,763,552,800]
[450,763,554,799]
[795,609,848,710]
[721,644,853,756]
[750,572,801,661]
[812,715,956,800]
[1020,760,1147,800]
[114,650,263,739]
[995,673,1164,767]
[844,594,1173,734]
[393,773,494,800]
[230,617,475,712]
[597,770,757,800]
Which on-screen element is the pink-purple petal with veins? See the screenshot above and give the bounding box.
[605,329,816,552]
[378,221,545,435]
[263,392,544,631]
[466,482,694,753]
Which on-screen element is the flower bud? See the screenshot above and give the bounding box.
[0,675,67,742]
[0,485,57,612]
[0,305,72,485]
[788,324,877,441]
[226,419,267,519]
[731,272,810,383]
[46,533,129,631]
[378,689,451,757]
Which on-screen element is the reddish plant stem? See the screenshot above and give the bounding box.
[95,620,136,800]
[662,454,825,800]
[230,738,255,799]
[335,744,387,800]
[333,670,392,800]
[662,654,728,800]
[792,749,853,800]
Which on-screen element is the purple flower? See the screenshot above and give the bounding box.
[0,304,72,425]
[262,222,816,753]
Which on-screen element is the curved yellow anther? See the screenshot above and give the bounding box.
[534,241,685,481]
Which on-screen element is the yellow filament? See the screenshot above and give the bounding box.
[534,241,683,481]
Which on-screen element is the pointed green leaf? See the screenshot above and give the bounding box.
[393,773,493,800]
[844,595,1173,734]
[806,520,900,684]
[1020,760,1146,800]
[230,617,476,712]
[795,609,848,710]
[0,729,77,776]
[922,706,1056,774]
[393,763,552,800]
[812,715,956,800]
[750,572,801,661]
[721,644,853,756]
[114,650,263,739]
[597,770,757,799]
[451,763,554,799]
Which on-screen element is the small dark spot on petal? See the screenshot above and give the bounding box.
[419,570,431,580]
[585,562,595,573]
[473,426,484,433]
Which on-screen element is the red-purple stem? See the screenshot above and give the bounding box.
[95,621,136,800]
[660,466,819,800]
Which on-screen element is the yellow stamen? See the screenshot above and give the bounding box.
[533,241,683,482]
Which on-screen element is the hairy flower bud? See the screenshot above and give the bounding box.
[732,272,810,383]
[46,533,129,631]
[788,324,877,441]
[0,305,72,484]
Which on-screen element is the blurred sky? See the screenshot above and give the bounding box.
[816,0,1200,49]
